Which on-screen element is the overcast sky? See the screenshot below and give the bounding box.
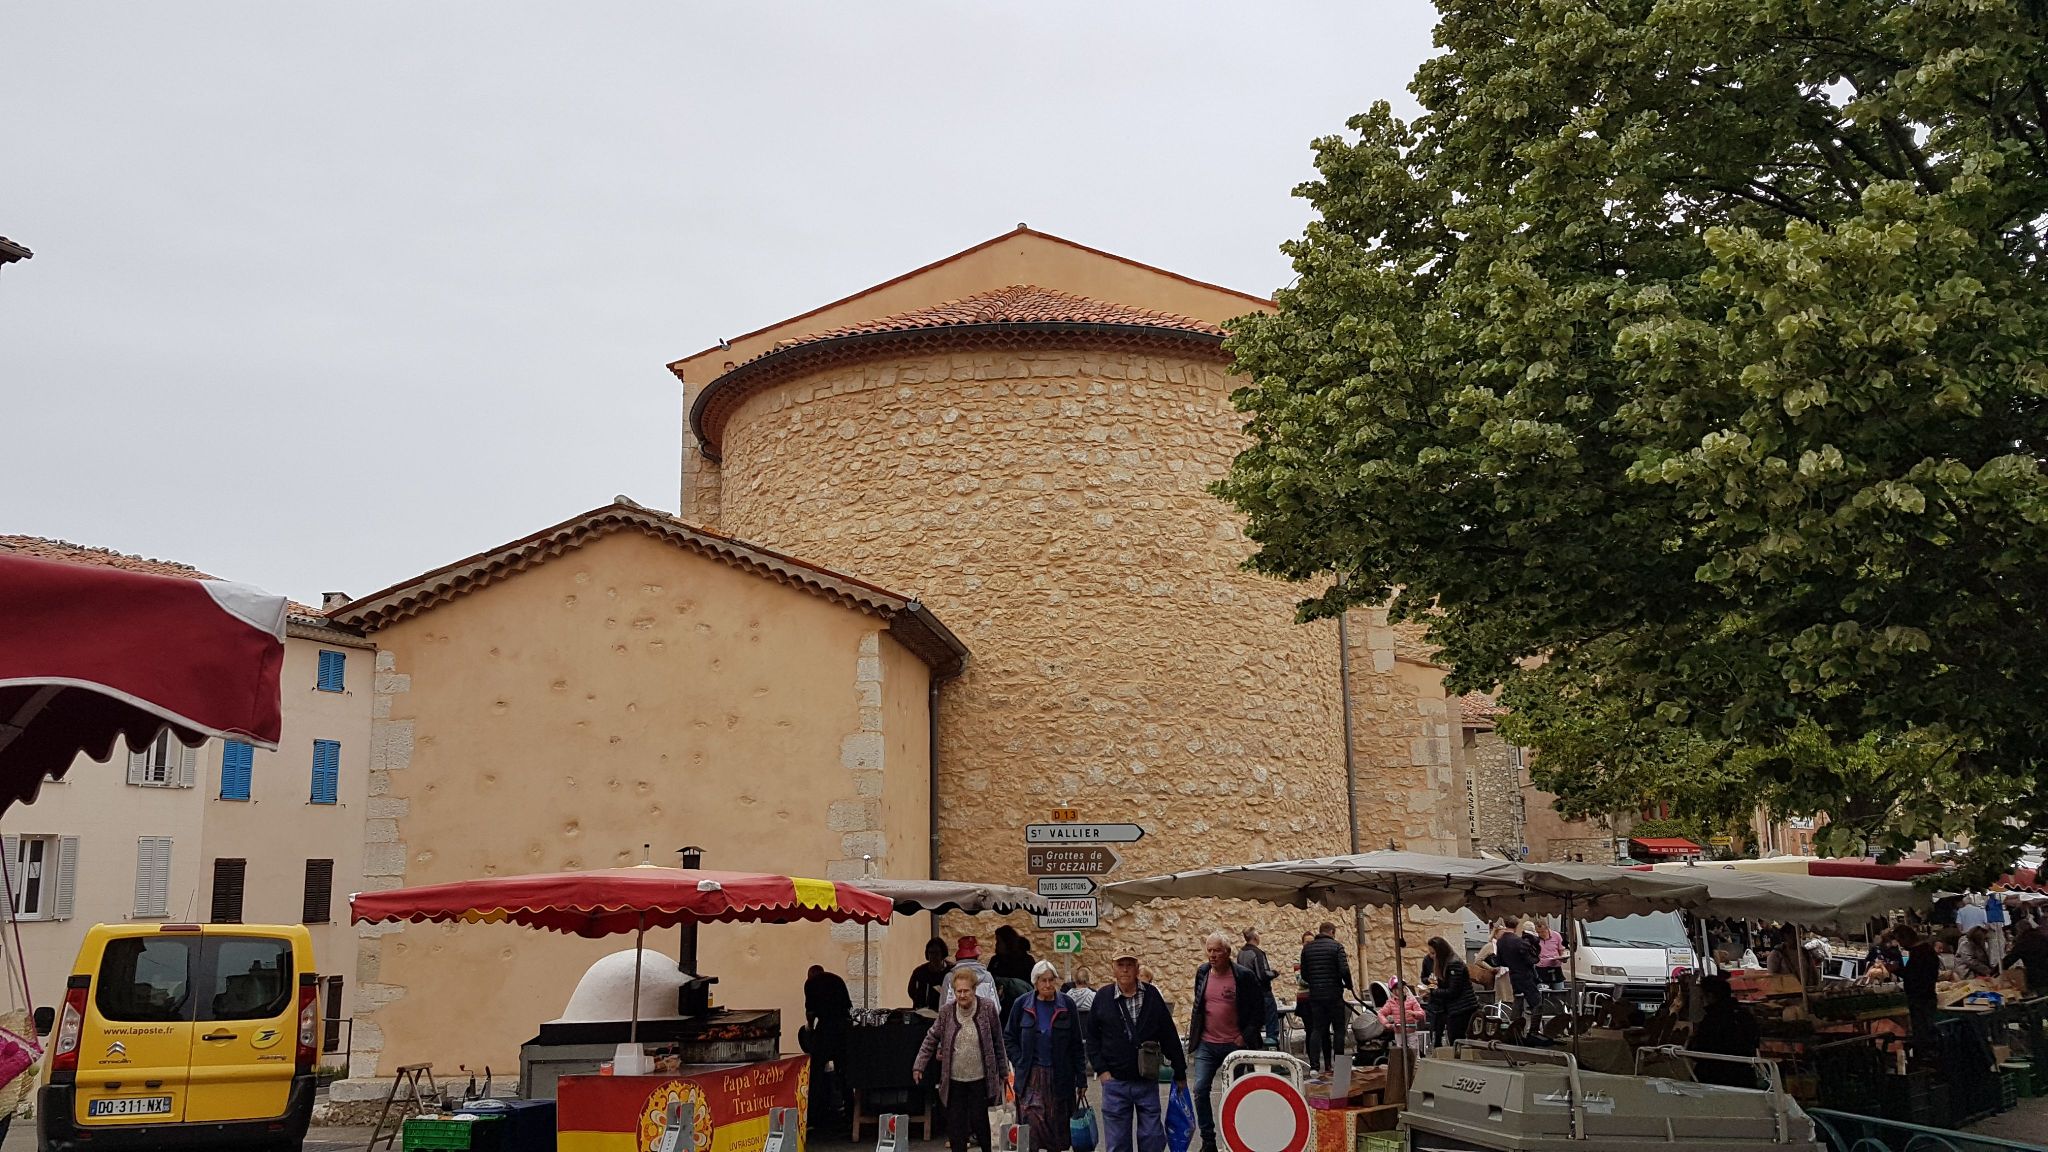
[1,3,1439,604]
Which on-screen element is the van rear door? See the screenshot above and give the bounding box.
[184,931,299,1123]
[77,931,196,1127]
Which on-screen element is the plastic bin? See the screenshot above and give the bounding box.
[454,1098,558,1152]
[403,1115,504,1151]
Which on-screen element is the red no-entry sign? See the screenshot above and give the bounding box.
[1218,1072,1310,1152]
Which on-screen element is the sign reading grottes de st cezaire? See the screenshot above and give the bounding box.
[1025,823,1145,844]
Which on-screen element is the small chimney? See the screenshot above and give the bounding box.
[320,592,350,613]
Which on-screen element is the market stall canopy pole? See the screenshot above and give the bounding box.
[0,552,287,812]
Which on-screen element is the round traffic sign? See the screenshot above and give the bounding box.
[1218,1072,1310,1152]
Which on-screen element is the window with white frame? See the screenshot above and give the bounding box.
[128,732,196,789]
[2,834,77,921]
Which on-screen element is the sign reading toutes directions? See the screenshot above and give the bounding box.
[1036,876,1097,897]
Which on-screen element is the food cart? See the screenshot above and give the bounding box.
[350,863,893,1152]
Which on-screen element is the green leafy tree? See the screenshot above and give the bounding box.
[1218,0,2048,877]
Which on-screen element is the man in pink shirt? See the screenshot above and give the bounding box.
[1188,932,1266,1152]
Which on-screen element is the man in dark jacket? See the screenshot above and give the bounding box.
[1086,952,1187,1152]
[1189,933,1266,1152]
[803,964,854,1126]
[1894,924,1941,1044]
[1493,921,1543,1040]
[1297,922,1353,1073]
[2002,918,2048,996]
[1238,927,1281,1048]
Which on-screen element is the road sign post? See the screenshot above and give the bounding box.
[1218,1072,1310,1152]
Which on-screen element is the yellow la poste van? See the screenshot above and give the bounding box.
[38,922,318,1152]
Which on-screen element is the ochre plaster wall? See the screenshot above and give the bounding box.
[350,529,930,1074]
[707,347,1362,993]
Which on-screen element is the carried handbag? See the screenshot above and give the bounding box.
[0,1024,37,1093]
[1165,1082,1196,1152]
[1070,1102,1099,1152]
[1137,1040,1163,1080]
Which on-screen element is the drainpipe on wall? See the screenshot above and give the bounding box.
[1336,599,1368,977]
[928,679,941,942]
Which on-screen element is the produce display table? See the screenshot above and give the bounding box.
[555,1057,808,1152]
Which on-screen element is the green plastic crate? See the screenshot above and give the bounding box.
[1360,1135,1405,1152]
[402,1115,500,1151]
[2002,1062,2038,1098]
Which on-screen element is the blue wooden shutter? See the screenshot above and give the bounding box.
[311,740,340,805]
[317,650,345,692]
[220,741,254,801]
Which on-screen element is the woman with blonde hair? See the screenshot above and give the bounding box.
[915,967,1011,1152]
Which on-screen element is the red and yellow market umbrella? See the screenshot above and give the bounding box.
[350,865,892,1041]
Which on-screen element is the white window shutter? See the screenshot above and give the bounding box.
[1,835,17,909]
[127,747,147,786]
[53,836,78,920]
[132,840,151,917]
[177,743,197,789]
[154,840,172,918]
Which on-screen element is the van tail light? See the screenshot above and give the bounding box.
[296,977,318,1073]
[52,976,89,1075]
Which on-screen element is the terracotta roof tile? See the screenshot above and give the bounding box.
[330,498,968,677]
[1460,692,1503,727]
[784,285,1224,347]
[691,285,1228,462]
[0,535,323,620]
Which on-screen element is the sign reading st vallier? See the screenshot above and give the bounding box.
[1025,823,1145,844]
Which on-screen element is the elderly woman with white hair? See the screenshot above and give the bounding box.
[1007,959,1089,1152]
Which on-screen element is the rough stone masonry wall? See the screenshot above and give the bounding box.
[706,348,1369,993]
[1466,727,1522,859]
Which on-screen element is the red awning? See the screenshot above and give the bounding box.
[0,552,286,811]
[1631,837,1704,855]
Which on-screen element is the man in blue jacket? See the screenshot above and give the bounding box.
[1086,952,1187,1152]
[1189,932,1266,1152]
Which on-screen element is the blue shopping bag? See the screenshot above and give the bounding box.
[1070,1102,1099,1152]
[1165,1082,1196,1152]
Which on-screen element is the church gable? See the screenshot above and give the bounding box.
[667,226,1273,389]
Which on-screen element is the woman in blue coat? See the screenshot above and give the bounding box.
[1008,960,1089,1151]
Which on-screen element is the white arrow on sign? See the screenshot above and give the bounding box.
[1036,877,1097,898]
[1026,823,1145,844]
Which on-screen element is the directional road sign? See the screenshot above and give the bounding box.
[1037,876,1098,898]
[1035,897,1099,930]
[1026,823,1145,844]
[1053,931,1084,954]
[1028,846,1121,876]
